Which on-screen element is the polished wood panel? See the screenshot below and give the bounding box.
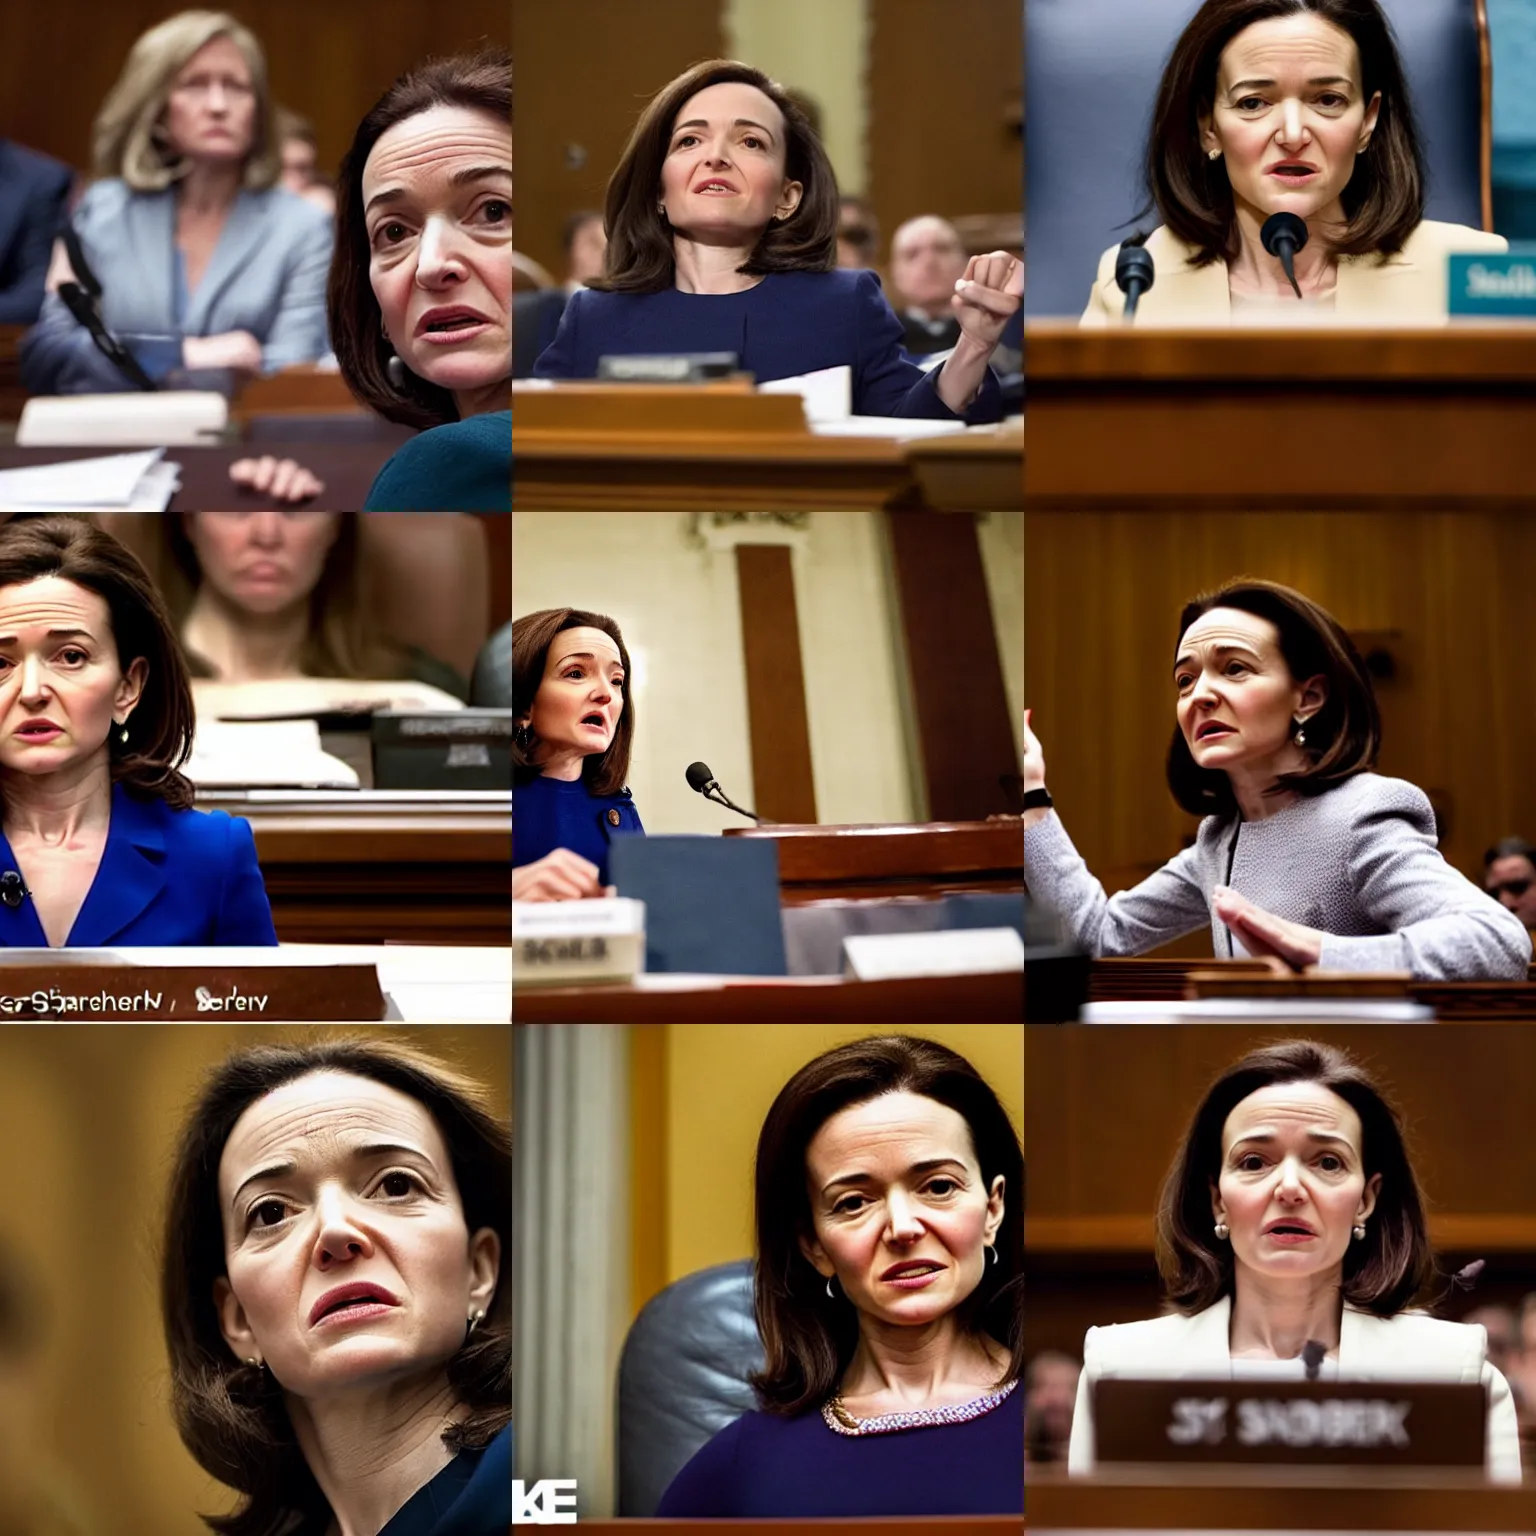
[1025,326,1536,511]
[724,819,1023,902]
[510,0,722,276]
[887,510,1022,818]
[0,0,509,180]
[1025,509,1536,909]
[736,544,818,824]
[514,970,1021,1023]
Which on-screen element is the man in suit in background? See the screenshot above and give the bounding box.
[890,213,969,356]
[1484,836,1536,930]
[0,136,72,325]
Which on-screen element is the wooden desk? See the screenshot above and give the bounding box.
[1028,1471,1535,1531]
[513,969,1022,1023]
[512,383,1022,511]
[0,324,24,420]
[205,793,511,945]
[725,819,1024,903]
[1025,323,1536,511]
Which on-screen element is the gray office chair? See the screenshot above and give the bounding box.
[1026,0,1492,316]
[615,1260,762,1516]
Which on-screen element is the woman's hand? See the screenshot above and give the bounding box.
[951,251,1024,352]
[513,849,605,903]
[183,330,264,375]
[227,456,326,504]
[1023,707,1046,793]
[1212,887,1324,970]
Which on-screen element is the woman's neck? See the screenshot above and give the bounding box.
[1226,741,1310,822]
[1229,1265,1345,1360]
[1227,196,1346,299]
[287,1374,462,1536]
[532,744,584,782]
[840,1314,1009,1410]
[176,160,242,219]
[671,234,764,294]
[184,585,310,682]
[3,754,114,843]
[450,379,511,420]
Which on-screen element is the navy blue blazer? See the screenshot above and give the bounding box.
[378,1425,511,1535]
[0,139,71,326]
[534,268,1003,422]
[0,783,277,947]
[21,178,332,396]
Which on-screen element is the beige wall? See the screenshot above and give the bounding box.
[979,510,1025,763]
[0,1024,509,1535]
[725,0,870,192]
[660,1023,1023,1285]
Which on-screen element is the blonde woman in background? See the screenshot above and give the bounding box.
[20,9,332,501]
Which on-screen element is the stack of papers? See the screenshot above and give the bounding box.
[188,719,359,789]
[0,449,179,511]
[193,677,467,719]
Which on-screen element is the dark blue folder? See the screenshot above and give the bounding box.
[608,835,787,975]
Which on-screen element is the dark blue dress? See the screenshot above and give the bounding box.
[512,772,644,886]
[376,1425,511,1535]
[533,268,1004,422]
[365,410,511,511]
[654,1388,1024,1517]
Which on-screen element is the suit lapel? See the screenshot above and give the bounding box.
[1186,1294,1235,1371]
[68,785,168,947]
[1337,249,1417,316]
[119,190,177,325]
[182,189,267,334]
[0,823,46,947]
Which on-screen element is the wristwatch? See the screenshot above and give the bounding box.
[1023,788,1053,811]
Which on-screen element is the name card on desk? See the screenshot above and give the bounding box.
[0,962,384,1019]
[842,926,1025,981]
[1094,1378,1485,1470]
[1449,251,1536,316]
[513,898,645,988]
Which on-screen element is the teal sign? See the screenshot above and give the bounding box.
[1448,248,1536,316]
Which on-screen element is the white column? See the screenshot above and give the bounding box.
[514,1024,630,1518]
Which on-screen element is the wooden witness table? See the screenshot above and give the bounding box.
[209,793,512,945]
[726,818,1024,903]
[1025,322,1536,510]
[511,381,1022,511]
[1028,1471,1536,1531]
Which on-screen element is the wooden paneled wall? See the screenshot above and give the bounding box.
[1025,511,1536,927]
[0,1,510,182]
[1025,1024,1536,1358]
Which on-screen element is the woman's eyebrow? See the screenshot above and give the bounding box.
[556,650,624,671]
[365,164,511,216]
[672,116,776,143]
[228,1141,431,1212]
[821,1157,967,1194]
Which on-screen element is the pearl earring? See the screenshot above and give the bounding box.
[1208,148,1222,161]
[117,720,129,744]
[1214,1220,1230,1240]
[1294,720,1308,747]
[1352,1222,1367,1241]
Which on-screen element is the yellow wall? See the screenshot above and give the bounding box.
[630,1024,1023,1314]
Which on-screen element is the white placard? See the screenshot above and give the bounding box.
[512,897,645,938]
[17,389,227,446]
[842,926,1024,981]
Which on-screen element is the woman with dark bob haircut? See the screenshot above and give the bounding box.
[1069,1039,1520,1481]
[161,1035,510,1535]
[657,1035,1024,1517]
[0,515,275,946]
[513,607,643,902]
[534,60,1019,421]
[324,47,510,510]
[1082,0,1506,324]
[1024,578,1529,979]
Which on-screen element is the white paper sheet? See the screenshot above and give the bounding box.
[759,364,852,422]
[188,719,360,789]
[0,448,179,510]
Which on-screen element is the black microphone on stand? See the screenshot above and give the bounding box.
[0,870,30,910]
[685,761,762,822]
[1114,237,1155,321]
[1260,211,1308,298]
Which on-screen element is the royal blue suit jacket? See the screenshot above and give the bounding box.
[534,268,1003,422]
[0,783,277,947]
[0,139,72,325]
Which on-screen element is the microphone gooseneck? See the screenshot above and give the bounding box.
[683,761,761,822]
[1259,211,1308,299]
[1114,239,1155,321]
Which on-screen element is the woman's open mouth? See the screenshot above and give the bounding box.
[15,723,63,743]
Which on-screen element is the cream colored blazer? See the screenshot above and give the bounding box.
[1081,219,1508,325]
[1068,1295,1521,1483]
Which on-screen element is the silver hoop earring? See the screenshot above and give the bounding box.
[514,723,533,750]
[1214,1221,1230,1240]
[986,1244,998,1266]
[825,1275,837,1299]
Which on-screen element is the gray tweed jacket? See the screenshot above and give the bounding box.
[1023,772,1531,981]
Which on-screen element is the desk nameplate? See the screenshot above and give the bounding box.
[1094,1378,1485,1470]
[0,964,385,1020]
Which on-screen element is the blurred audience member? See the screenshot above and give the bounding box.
[1466,1304,1520,1379]
[889,214,969,356]
[1485,837,1536,929]
[563,209,606,290]
[836,193,879,270]
[272,103,336,215]
[1024,1350,1080,1466]
[21,10,332,397]
[0,137,73,325]
[165,512,466,694]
